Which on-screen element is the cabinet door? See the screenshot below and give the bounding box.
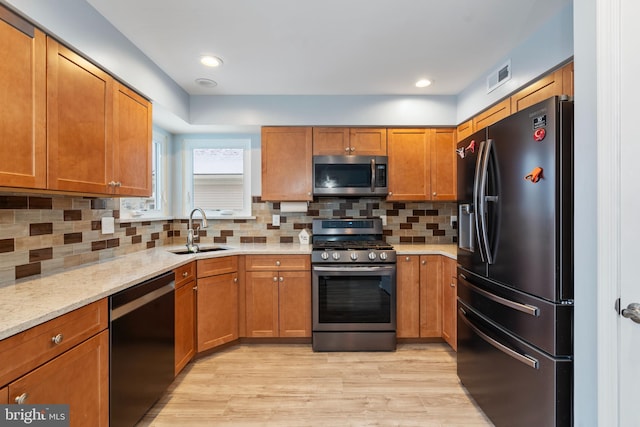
[350,128,387,155]
[113,83,152,196]
[0,386,7,404]
[197,272,239,351]
[278,270,311,337]
[441,256,457,350]
[387,129,430,201]
[456,119,473,143]
[261,126,312,201]
[8,331,109,427]
[312,127,350,155]
[0,15,46,189]
[431,128,457,201]
[510,68,563,113]
[396,255,421,338]
[561,61,574,97]
[472,98,511,130]
[419,255,442,337]
[47,37,114,194]
[175,279,196,375]
[245,271,279,337]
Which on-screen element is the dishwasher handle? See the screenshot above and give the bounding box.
[110,271,175,321]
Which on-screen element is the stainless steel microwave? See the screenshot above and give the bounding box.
[312,155,388,197]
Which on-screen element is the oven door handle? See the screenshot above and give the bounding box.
[313,265,395,273]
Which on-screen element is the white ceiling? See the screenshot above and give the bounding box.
[86,0,570,97]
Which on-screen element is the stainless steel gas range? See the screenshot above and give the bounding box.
[311,218,397,352]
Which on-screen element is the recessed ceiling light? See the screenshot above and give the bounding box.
[195,78,218,88]
[200,56,223,67]
[415,79,432,88]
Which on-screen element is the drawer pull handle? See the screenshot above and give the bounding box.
[15,393,28,404]
[51,333,64,345]
[182,271,189,278]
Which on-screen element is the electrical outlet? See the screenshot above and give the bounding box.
[450,215,457,227]
[380,215,387,226]
[272,214,280,226]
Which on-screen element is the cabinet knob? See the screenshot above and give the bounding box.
[15,393,28,405]
[279,277,284,282]
[405,257,410,261]
[193,286,198,291]
[273,277,278,282]
[51,333,64,345]
[182,271,189,278]
[234,277,238,283]
[421,260,426,265]
[344,147,350,152]
[432,192,437,196]
[108,181,117,187]
[275,261,281,267]
[450,282,456,287]
[350,147,355,152]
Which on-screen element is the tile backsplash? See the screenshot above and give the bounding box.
[0,194,457,284]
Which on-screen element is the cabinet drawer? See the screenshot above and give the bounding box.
[0,299,108,387]
[175,262,196,288]
[245,255,310,271]
[197,256,238,278]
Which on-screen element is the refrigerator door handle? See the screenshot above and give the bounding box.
[473,140,487,262]
[477,139,494,264]
[461,278,540,316]
[458,307,539,369]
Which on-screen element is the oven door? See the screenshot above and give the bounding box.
[312,264,396,332]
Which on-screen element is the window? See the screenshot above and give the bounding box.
[183,139,252,218]
[119,131,170,220]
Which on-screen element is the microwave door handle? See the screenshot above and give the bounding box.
[371,158,375,192]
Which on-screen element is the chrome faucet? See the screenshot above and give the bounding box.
[186,208,208,253]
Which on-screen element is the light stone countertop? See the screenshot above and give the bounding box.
[0,242,455,341]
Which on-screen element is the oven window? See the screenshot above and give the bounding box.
[317,275,392,323]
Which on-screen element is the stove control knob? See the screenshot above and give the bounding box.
[368,252,377,260]
[379,252,388,261]
[332,252,341,260]
[321,251,330,260]
[350,252,358,261]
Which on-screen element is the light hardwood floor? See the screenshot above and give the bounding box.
[138,343,493,426]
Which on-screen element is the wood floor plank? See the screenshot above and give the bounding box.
[137,343,493,426]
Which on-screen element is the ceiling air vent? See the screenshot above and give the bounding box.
[486,60,511,93]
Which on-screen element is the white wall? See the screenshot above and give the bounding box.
[456,2,574,123]
[573,0,598,424]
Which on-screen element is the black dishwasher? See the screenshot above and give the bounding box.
[109,271,175,427]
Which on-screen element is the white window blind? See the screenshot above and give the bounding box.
[192,148,245,211]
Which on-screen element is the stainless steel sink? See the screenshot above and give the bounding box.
[169,246,229,255]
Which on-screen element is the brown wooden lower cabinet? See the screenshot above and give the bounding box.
[196,257,239,352]
[441,256,458,351]
[175,276,196,375]
[7,330,109,426]
[197,272,239,351]
[244,255,311,338]
[396,255,442,339]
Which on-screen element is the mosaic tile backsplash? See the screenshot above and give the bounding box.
[0,194,457,284]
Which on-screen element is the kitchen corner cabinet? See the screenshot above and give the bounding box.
[313,127,387,156]
[0,11,46,189]
[387,128,456,201]
[440,256,458,351]
[396,255,442,338]
[174,262,196,375]
[0,299,109,427]
[261,127,313,201]
[245,255,311,338]
[196,257,239,352]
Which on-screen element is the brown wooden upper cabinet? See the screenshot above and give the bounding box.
[0,10,46,190]
[472,98,511,132]
[313,127,387,156]
[511,66,565,113]
[261,126,313,201]
[387,128,456,201]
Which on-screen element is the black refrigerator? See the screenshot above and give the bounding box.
[456,96,573,427]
